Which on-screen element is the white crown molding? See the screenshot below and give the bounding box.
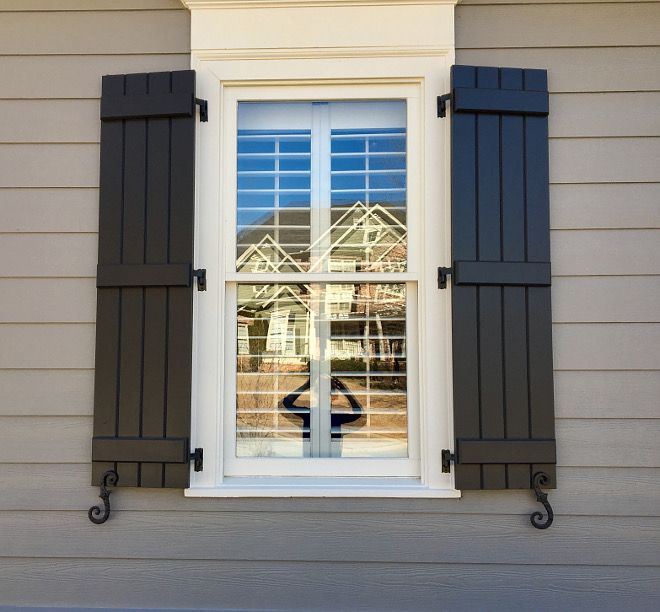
[192,46,452,60]
[181,0,460,9]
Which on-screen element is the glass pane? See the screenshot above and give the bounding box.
[236,283,408,458]
[236,101,407,273]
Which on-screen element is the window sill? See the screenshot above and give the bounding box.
[185,478,461,498]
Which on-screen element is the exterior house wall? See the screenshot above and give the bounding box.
[0,0,658,609]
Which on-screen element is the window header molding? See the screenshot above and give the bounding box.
[184,0,456,58]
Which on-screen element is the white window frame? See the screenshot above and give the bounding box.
[183,0,458,498]
[226,87,418,478]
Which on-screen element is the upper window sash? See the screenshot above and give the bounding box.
[223,84,422,283]
[236,101,408,275]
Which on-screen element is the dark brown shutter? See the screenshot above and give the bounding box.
[449,65,556,490]
[92,70,198,488]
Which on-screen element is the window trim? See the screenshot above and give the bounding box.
[186,35,457,498]
[224,86,419,478]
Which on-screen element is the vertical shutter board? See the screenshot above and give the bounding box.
[163,70,195,488]
[452,292,481,490]
[475,67,501,262]
[92,292,121,486]
[141,71,173,488]
[524,70,556,487]
[475,67,506,489]
[524,70,551,264]
[451,65,481,490]
[528,287,556,487]
[479,289,506,489]
[450,65,555,490]
[500,68,531,489]
[502,289,530,488]
[92,74,126,486]
[93,70,196,488]
[115,73,149,488]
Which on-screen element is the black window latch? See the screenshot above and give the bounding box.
[438,266,452,289]
[442,449,455,473]
[437,94,451,118]
[195,98,208,122]
[190,448,204,472]
[193,268,207,291]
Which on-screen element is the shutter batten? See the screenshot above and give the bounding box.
[96,263,193,288]
[100,92,196,120]
[92,438,190,464]
[92,70,199,488]
[452,87,549,116]
[456,440,556,465]
[449,65,556,490]
[453,261,551,287]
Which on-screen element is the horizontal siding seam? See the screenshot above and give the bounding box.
[456,45,660,51]
[0,9,187,14]
[552,321,660,325]
[456,1,660,6]
[0,52,189,57]
[0,277,97,280]
[0,51,189,59]
[0,555,660,569]
[456,44,660,49]
[554,368,660,372]
[551,274,660,278]
[459,1,660,4]
[550,228,660,232]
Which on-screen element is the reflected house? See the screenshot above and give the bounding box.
[236,199,407,365]
[235,201,408,455]
[235,200,408,372]
[308,201,408,274]
[236,232,309,275]
[236,236,311,367]
[235,283,314,456]
[236,200,407,275]
[237,284,312,369]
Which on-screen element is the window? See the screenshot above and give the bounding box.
[233,100,410,467]
[191,76,455,496]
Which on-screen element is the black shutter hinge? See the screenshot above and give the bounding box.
[193,268,207,291]
[190,447,204,472]
[437,94,451,118]
[438,266,453,289]
[441,449,455,473]
[195,98,208,122]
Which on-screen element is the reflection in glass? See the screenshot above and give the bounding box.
[236,283,408,458]
[237,125,312,272]
[236,101,407,274]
